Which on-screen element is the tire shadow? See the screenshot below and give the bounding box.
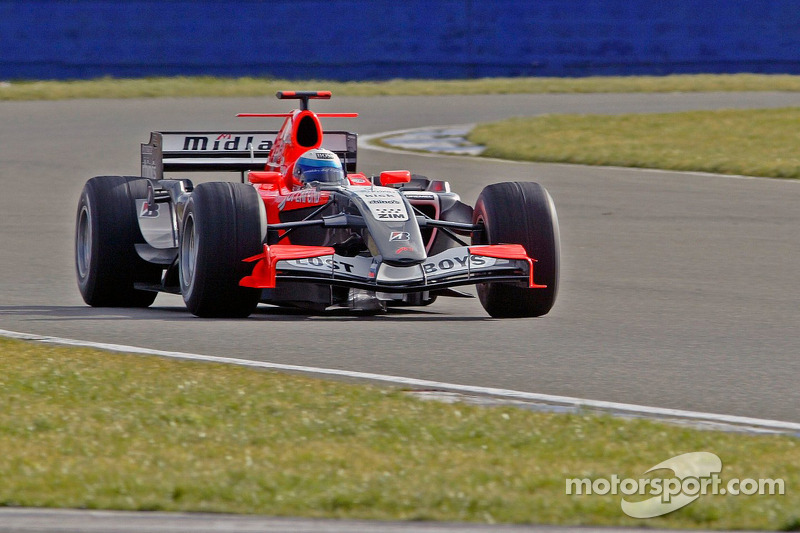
[0,305,495,323]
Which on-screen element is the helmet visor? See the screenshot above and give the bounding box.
[300,166,345,184]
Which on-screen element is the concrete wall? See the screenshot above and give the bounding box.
[2,0,798,80]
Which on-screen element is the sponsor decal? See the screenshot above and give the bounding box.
[348,176,372,186]
[278,248,513,284]
[423,255,487,275]
[139,201,160,218]
[139,184,160,218]
[287,257,355,273]
[180,135,273,152]
[278,189,328,211]
[182,137,208,150]
[279,254,374,280]
[352,188,410,221]
[376,208,407,220]
[315,151,334,159]
[395,246,414,254]
[389,231,411,241]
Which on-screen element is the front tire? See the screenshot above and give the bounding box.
[75,176,161,307]
[472,182,560,318]
[179,182,263,318]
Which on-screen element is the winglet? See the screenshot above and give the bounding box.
[240,244,336,289]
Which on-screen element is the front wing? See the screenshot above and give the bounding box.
[240,244,546,293]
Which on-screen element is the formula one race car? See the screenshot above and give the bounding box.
[75,91,559,318]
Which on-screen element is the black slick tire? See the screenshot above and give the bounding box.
[179,182,263,318]
[472,182,560,318]
[75,176,161,307]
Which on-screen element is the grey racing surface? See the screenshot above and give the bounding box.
[1,91,800,427]
[0,508,764,533]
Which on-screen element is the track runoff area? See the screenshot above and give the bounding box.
[2,328,798,436]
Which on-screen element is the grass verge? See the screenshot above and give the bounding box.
[468,107,800,179]
[1,336,798,529]
[1,74,800,101]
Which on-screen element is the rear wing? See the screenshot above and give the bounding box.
[141,131,358,180]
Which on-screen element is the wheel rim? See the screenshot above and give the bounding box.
[180,214,197,289]
[76,204,92,279]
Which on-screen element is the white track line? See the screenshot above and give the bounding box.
[3,328,799,434]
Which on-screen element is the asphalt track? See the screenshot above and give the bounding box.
[0,508,758,533]
[2,91,800,430]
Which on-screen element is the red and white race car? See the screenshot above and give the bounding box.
[75,91,559,317]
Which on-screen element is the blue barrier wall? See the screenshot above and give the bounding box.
[2,0,798,80]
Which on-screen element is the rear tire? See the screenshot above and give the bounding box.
[179,182,263,318]
[75,176,161,307]
[472,182,560,318]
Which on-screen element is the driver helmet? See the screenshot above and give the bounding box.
[293,148,345,186]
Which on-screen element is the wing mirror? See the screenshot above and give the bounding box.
[379,170,412,187]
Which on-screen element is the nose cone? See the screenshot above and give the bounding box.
[348,187,428,264]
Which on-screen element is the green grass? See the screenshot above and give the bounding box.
[0,337,798,529]
[1,74,800,101]
[468,107,800,179]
